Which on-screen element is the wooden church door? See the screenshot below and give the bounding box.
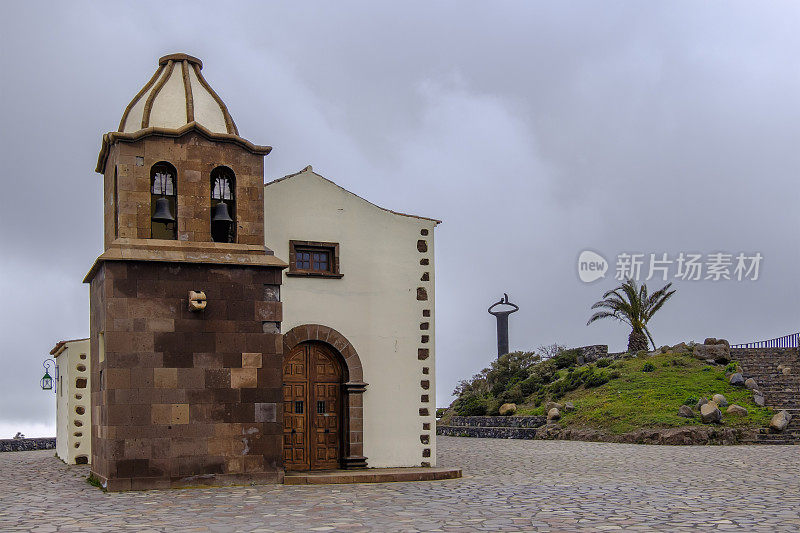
[283,342,343,471]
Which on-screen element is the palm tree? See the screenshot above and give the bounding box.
[587,278,676,353]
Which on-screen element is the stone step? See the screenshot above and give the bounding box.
[284,467,462,485]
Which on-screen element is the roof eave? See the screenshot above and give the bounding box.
[96,122,271,174]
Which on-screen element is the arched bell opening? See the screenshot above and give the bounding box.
[150,161,177,240]
[210,166,236,243]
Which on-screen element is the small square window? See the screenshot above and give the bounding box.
[317,401,326,414]
[288,241,342,278]
[294,401,304,414]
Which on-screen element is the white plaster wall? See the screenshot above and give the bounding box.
[264,169,438,468]
[55,340,91,464]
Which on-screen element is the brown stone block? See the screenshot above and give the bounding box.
[184,367,208,388]
[124,438,149,459]
[231,402,255,423]
[162,352,194,368]
[130,368,154,389]
[172,404,190,425]
[216,333,246,353]
[130,405,152,426]
[110,318,135,332]
[107,405,132,426]
[115,459,136,478]
[231,368,257,388]
[103,368,131,389]
[255,367,282,389]
[154,368,178,389]
[186,388,213,403]
[245,333,277,353]
[242,352,262,368]
[242,455,264,473]
[226,456,243,474]
[254,301,282,322]
[159,388,187,403]
[205,369,231,388]
[148,318,175,332]
[211,388,239,403]
[151,404,172,425]
[222,352,243,368]
[226,300,254,322]
[348,394,363,408]
[106,478,132,492]
[349,417,363,432]
[150,438,171,459]
[171,438,205,458]
[193,352,223,368]
[190,403,211,423]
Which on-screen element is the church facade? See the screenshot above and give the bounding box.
[73,53,439,490]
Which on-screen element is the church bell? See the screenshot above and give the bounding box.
[152,197,175,224]
[212,201,234,224]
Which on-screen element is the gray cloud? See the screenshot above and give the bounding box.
[2,1,799,435]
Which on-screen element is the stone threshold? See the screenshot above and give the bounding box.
[284,467,462,485]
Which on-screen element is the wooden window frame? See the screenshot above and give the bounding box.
[288,240,343,278]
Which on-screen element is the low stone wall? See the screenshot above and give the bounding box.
[438,425,540,439]
[447,416,546,428]
[574,345,609,364]
[0,438,56,452]
[436,423,758,445]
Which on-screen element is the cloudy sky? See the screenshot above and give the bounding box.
[2,2,799,437]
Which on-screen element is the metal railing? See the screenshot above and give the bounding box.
[731,332,799,349]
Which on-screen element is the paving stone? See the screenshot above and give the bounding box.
[2,438,800,531]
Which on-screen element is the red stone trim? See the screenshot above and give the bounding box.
[142,60,174,129]
[283,325,367,469]
[118,64,164,132]
[191,63,239,135]
[181,60,194,123]
[159,53,203,68]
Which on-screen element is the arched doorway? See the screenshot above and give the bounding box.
[283,341,345,471]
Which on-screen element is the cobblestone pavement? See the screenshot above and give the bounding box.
[2,437,800,532]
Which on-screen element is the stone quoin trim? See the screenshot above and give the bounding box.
[417,228,433,465]
[282,324,368,469]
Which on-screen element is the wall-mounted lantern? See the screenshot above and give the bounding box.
[40,359,57,393]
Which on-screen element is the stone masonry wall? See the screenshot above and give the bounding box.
[89,260,283,491]
[104,133,266,248]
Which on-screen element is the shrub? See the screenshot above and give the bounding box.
[641,362,655,372]
[608,370,621,380]
[683,397,697,406]
[584,370,610,388]
[454,393,489,416]
[435,408,447,418]
[725,362,739,373]
[702,366,713,372]
[596,358,611,368]
[552,349,579,369]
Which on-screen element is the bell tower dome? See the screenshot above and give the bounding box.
[85,54,287,491]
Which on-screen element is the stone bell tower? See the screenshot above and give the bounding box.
[85,53,287,491]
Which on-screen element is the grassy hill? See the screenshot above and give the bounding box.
[445,349,773,434]
[517,353,772,433]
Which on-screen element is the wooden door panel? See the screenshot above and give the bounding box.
[284,341,343,471]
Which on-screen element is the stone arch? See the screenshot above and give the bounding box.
[283,324,368,469]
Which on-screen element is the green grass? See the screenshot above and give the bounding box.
[516,353,774,434]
